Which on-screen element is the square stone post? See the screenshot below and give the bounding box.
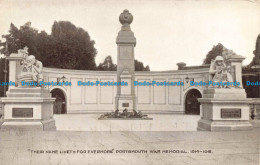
[6,53,23,88]
[226,55,245,88]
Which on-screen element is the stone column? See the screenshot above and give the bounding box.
[6,53,23,88]
[115,10,136,111]
[226,55,245,88]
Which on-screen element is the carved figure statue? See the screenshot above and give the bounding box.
[17,47,43,85]
[209,56,233,88]
[27,55,43,82]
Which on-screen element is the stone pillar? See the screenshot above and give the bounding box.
[226,55,245,88]
[115,9,136,111]
[6,53,23,88]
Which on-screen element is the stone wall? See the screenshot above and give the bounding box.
[43,67,209,114]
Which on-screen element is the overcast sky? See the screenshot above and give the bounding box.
[0,0,259,70]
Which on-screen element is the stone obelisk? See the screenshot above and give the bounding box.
[115,10,136,111]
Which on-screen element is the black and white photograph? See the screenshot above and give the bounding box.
[0,0,259,164]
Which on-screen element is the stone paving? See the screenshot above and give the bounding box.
[0,114,259,165]
[54,114,201,131]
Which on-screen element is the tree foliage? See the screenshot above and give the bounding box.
[203,43,238,64]
[243,34,260,71]
[97,56,117,71]
[135,59,150,71]
[50,21,97,69]
[203,43,224,64]
[97,56,150,71]
[251,34,260,66]
[0,21,97,70]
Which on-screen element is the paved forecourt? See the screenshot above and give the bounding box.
[53,114,201,131]
[0,129,259,165]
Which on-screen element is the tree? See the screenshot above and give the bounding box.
[19,22,38,55]
[0,21,97,70]
[203,43,237,64]
[97,56,117,71]
[243,34,260,71]
[35,31,55,65]
[1,23,22,55]
[144,65,150,71]
[0,22,39,56]
[97,56,150,71]
[251,34,260,66]
[203,43,223,64]
[135,59,150,71]
[50,21,97,70]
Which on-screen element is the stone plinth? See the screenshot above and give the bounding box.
[116,95,136,111]
[197,88,253,131]
[0,87,56,131]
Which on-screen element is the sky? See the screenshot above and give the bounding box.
[0,0,259,70]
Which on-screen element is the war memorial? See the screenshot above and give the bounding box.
[0,4,259,165]
[0,9,258,131]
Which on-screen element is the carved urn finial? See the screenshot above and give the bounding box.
[119,9,133,26]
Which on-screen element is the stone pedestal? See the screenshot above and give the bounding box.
[0,87,56,131]
[197,88,253,131]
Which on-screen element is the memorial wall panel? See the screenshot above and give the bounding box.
[153,79,166,104]
[137,79,151,104]
[100,79,114,104]
[168,78,181,105]
[70,78,82,104]
[85,78,98,104]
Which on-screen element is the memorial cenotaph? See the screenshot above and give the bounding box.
[115,9,137,112]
